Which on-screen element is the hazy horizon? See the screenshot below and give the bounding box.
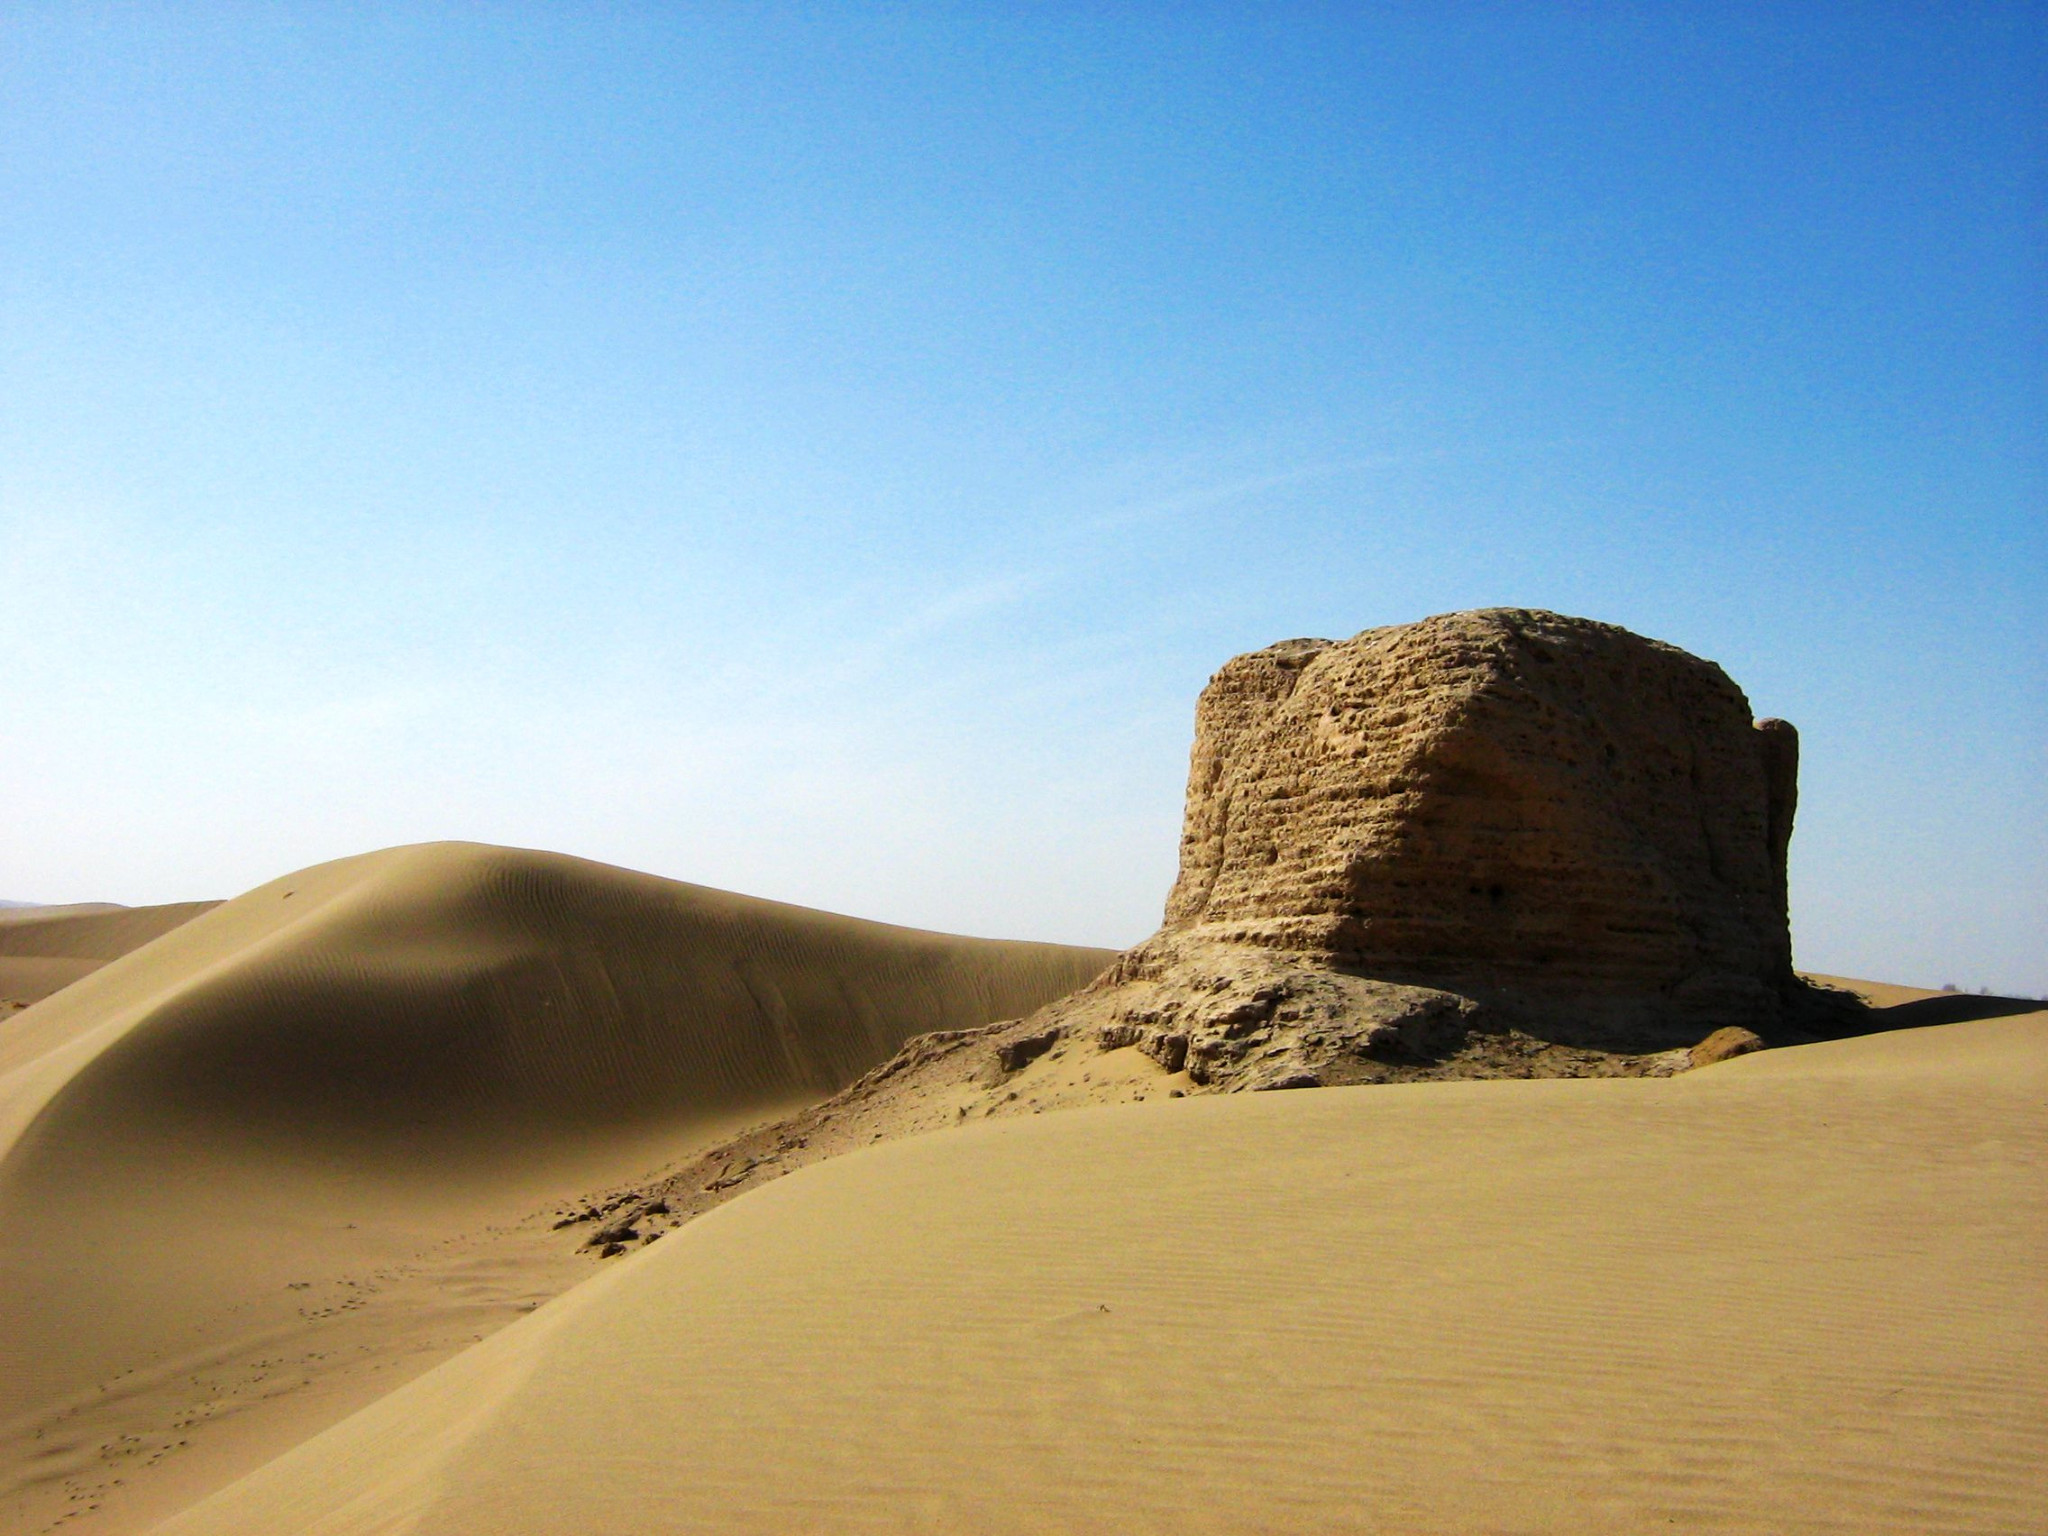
[3,6,2042,995]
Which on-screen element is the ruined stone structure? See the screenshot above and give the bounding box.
[1162,608,1808,1032]
[749,609,1852,1111]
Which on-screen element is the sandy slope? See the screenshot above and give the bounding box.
[0,842,1110,1535]
[0,902,218,1012]
[153,1008,2047,1536]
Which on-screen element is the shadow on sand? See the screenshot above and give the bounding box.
[1806,988,2044,1041]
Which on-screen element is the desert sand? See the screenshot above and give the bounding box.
[152,1003,2047,1535]
[5,888,2039,1534]
[0,842,1108,1535]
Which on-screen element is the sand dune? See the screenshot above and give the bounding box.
[4,840,2036,1535]
[153,1008,2047,1535]
[1803,971,2044,1023]
[0,842,1110,1535]
[0,901,217,1011]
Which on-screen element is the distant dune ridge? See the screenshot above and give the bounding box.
[0,900,218,1010]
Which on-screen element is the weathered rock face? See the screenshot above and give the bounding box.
[1165,609,1809,1035]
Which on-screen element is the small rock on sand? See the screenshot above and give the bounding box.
[1689,1026,1766,1068]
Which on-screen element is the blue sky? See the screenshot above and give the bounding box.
[2,4,2042,994]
